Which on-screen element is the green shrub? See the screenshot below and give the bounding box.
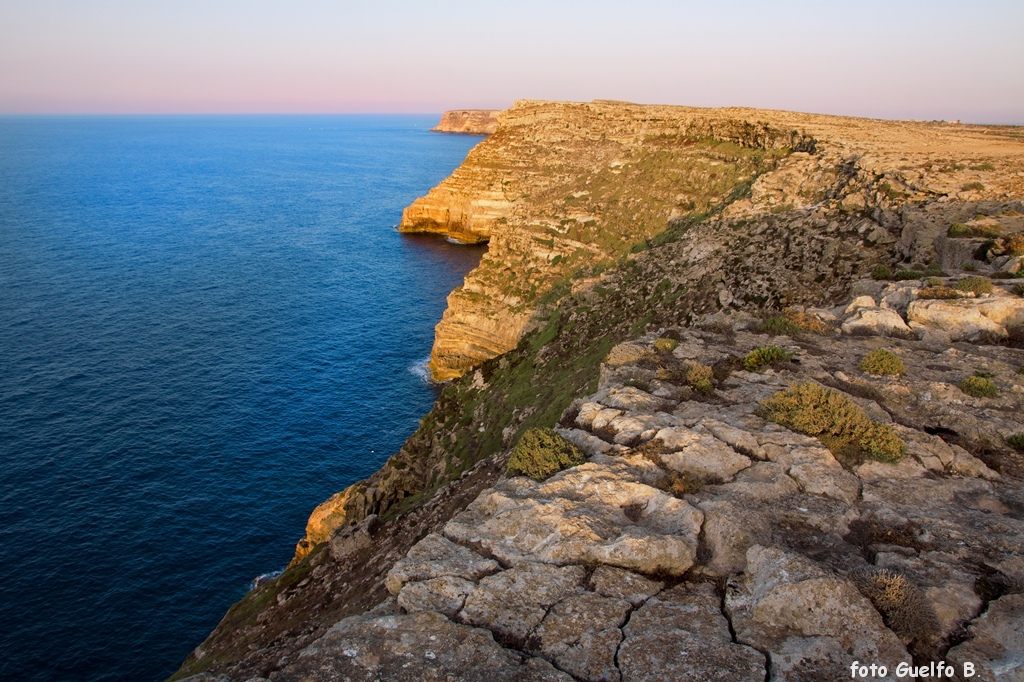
[948,222,971,237]
[743,345,794,372]
[507,428,586,480]
[917,286,961,300]
[925,277,944,287]
[954,276,993,295]
[761,315,803,335]
[969,163,994,171]
[685,363,715,394]
[958,375,998,398]
[653,337,678,353]
[949,222,999,238]
[962,182,985,192]
[872,264,893,280]
[1006,434,1024,452]
[1014,282,1024,297]
[924,262,945,276]
[859,349,905,376]
[892,270,922,281]
[761,382,905,464]
[962,262,978,271]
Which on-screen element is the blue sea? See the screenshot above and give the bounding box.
[0,116,484,682]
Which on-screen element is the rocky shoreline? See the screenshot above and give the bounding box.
[171,103,1024,682]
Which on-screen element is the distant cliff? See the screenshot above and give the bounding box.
[431,109,502,135]
[400,100,1024,382]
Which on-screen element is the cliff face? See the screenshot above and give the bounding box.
[402,100,1024,381]
[173,103,1024,682]
[431,109,502,135]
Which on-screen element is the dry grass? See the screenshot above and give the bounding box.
[849,567,940,650]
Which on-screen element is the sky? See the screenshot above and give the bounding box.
[1,0,1022,123]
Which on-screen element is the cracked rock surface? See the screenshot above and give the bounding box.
[260,306,1024,682]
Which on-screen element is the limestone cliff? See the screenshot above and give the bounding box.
[431,109,502,135]
[402,100,1024,381]
[172,104,1024,682]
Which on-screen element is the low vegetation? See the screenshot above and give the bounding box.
[954,276,993,295]
[743,345,794,372]
[760,382,905,464]
[849,567,939,652]
[760,315,802,336]
[858,349,905,376]
[653,337,678,353]
[1014,281,1024,297]
[1006,434,1024,452]
[948,222,999,238]
[958,374,998,398]
[506,428,586,480]
[871,265,893,280]
[684,363,715,394]
[917,286,961,300]
[961,182,985,192]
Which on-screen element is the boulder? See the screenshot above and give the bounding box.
[842,307,914,337]
[907,299,1007,342]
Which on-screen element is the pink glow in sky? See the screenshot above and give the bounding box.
[2,0,1022,123]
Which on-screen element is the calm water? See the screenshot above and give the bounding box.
[0,116,484,681]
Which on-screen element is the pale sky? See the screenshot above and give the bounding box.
[1,0,1022,123]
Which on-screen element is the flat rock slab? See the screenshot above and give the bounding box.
[618,583,765,682]
[726,546,910,681]
[946,593,1024,682]
[529,592,631,682]
[459,562,587,648]
[271,611,572,682]
[445,462,703,576]
[386,533,500,595]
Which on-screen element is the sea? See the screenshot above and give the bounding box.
[0,115,485,682]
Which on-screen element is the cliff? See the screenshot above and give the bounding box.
[431,109,502,135]
[172,103,1024,682]
[401,99,1024,381]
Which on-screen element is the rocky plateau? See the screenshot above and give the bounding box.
[173,102,1024,682]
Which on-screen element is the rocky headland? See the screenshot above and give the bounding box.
[173,102,1024,682]
[431,110,502,135]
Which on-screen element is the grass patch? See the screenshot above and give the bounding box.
[892,270,922,281]
[917,286,961,300]
[958,374,998,398]
[1006,434,1024,452]
[506,428,586,480]
[962,182,985,192]
[1014,281,1024,297]
[760,315,802,335]
[760,382,905,464]
[948,222,999,238]
[743,345,794,372]
[871,264,893,280]
[954,276,993,295]
[653,337,678,353]
[859,349,905,376]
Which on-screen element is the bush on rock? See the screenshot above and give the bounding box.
[507,428,586,481]
[761,381,905,464]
